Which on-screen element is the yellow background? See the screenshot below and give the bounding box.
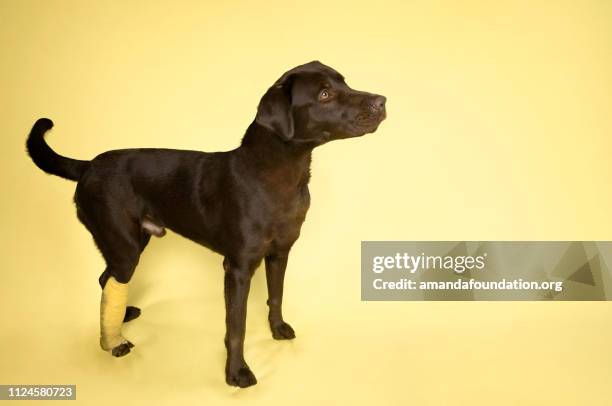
[1,0,612,404]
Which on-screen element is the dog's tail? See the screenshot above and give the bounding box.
[26,118,90,181]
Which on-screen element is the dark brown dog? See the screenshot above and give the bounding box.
[26,61,386,387]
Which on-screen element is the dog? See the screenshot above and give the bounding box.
[26,61,386,388]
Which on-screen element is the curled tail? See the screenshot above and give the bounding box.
[26,118,90,181]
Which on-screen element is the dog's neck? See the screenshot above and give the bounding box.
[238,122,312,191]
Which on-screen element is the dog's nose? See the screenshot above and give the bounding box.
[370,95,386,112]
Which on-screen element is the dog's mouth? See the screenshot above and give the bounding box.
[350,110,386,135]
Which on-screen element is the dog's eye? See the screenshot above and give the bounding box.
[319,89,331,102]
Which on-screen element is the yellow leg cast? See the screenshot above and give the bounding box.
[100,276,130,352]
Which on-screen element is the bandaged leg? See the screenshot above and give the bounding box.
[100,276,132,354]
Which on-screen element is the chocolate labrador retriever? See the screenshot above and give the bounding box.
[26,61,386,387]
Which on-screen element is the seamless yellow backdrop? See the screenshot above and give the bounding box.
[1,0,612,405]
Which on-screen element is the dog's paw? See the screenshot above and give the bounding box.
[226,366,257,388]
[271,321,296,340]
[111,341,135,357]
[123,306,141,322]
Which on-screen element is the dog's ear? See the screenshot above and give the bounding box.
[255,76,295,141]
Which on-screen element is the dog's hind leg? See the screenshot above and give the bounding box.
[95,219,160,353]
[97,253,140,357]
[99,270,141,323]
[97,228,151,324]
[123,305,141,323]
[77,203,145,357]
[100,275,134,356]
[96,235,144,357]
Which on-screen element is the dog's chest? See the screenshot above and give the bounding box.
[254,185,310,246]
[277,184,310,220]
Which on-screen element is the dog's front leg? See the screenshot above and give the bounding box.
[223,258,257,388]
[265,252,296,340]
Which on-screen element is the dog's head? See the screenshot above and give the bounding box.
[255,61,386,145]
